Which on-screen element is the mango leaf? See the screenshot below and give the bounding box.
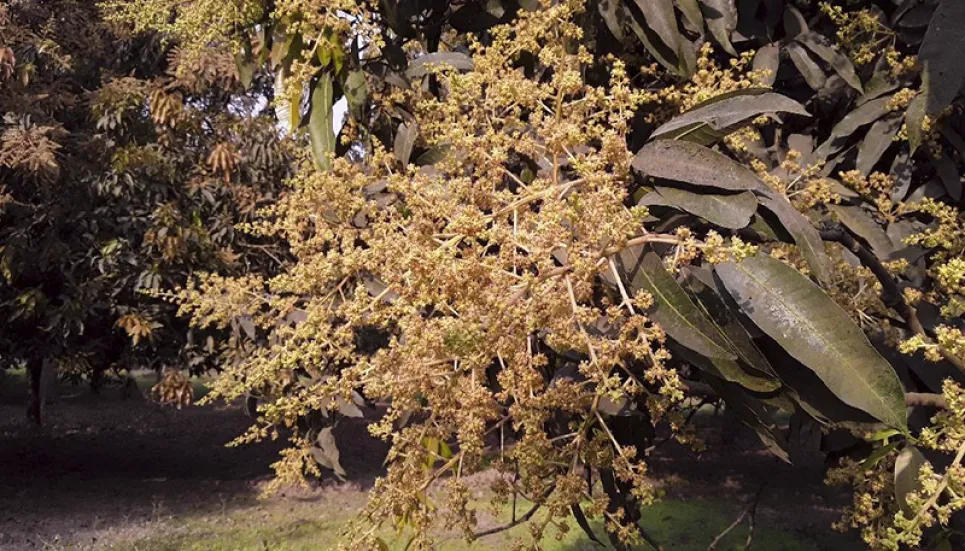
[698,0,737,55]
[932,155,963,201]
[571,504,603,544]
[674,0,704,35]
[633,141,831,283]
[342,69,368,123]
[394,121,418,166]
[861,440,901,468]
[813,95,893,161]
[761,195,833,286]
[313,427,347,478]
[654,186,757,229]
[796,31,863,92]
[651,90,809,144]
[782,3,808,38]
[676,346,780,393]
[307,73,336,171]
[859,56,901,106]
[633,140,766,192]
[907,0,965,152]
[856,115,902,175]
[895,445,929,513]
[633,0,681,55]
[597,0,628,43]
[628,10,683,76]
[786,42,826,90]
[716,255,908,430]
[615,248,736,360]
[406,52,474,79]
[682,267,778,379]
[752,43,780,86]
[707,375,790,462]
[829,204,894,258]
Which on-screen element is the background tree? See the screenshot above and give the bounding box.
[80,0,965,549]
[0,0,290,422]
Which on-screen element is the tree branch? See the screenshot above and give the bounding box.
[820,225,965,375]
[707,485,765,551]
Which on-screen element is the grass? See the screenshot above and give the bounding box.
[121,492,844,551]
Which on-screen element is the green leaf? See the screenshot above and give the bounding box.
[813,95,893,161]
[786,42,826,90]
[313,427,347,478]
[782,3,808,38]
[633,141,831,283]
[597,0,628,42]
[707,375,790,462]
[752,43,780,87]
[912,0,965,148]
[682,267,778,379]
[615,249,736,360]
[654,186,758,229]
[932,155,963,201]
[829,204,894,258]
[342,69,368,123]
[716,255,908,430]
[394,121,419,166]
[633,0,681,55]
[856,115,902,175]
[796,31,863,92]
[674,0,704,34]
[571,504,603,544]
[861,440,900,468]
[676,346,780,393]
[634,140,767,192]
[307,73,336,171]
[895,445,929,513]
[651,90,809,144]
[698,0,737,56]
[628,10,683,76]
[406,52,474,79]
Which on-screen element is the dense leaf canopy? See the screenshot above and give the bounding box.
[5,0,965,549]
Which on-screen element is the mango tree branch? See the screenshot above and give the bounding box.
[820,225,965,375]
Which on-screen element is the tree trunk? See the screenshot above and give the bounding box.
[26,359,42,426]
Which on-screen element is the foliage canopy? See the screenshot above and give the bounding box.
[9,0,965,549]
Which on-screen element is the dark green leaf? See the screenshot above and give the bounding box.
[829,204,894,258]
[654,186,757,229]
[796,31,863,92]
[342,69,368,123]
[786,42,826,90]
[856,115,902,175]
[932,155,963,201]
[313,427,347,478]
[307,74,336,171]
[861,440,900,468]
[813,95,893,161]
[699,0,737,55]
[571,504,602,544]
[597,0,628,43]
[616,249,736,360]
[916,0,965,128]
[752,43,780,86]
[782,3,808,38]
[406,52,474,79]
[634,140,767,192]
[634,0,681,55]
[707,376,790,462]
[674,0,704,34]
[651,91,809,144]
[394,122,418,166]
[716,255,908,430]
[895,445,928,513]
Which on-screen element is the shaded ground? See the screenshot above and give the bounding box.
[0,372,860,550]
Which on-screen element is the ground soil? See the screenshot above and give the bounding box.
[0,374,859,550]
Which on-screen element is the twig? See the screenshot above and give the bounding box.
[821,225,965,375]
[472,485,555,538]
[707,486,765,551]
[904,392,948,409]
